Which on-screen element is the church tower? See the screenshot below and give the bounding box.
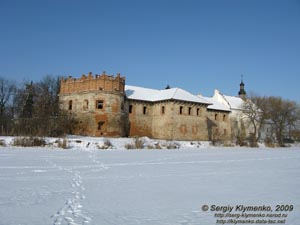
[238,75,246,98]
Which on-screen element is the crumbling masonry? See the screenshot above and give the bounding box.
[59,72,232,141]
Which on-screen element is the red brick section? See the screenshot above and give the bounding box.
[60,72,125,94]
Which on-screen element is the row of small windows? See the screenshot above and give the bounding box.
[128,105,227,121]
[129,105,202,116]
[129,105,149,115]
[179,106,201,116]
[68,100,104,110]
[68,101,226,121]
[129,106,148,114]
[215,113,227,121]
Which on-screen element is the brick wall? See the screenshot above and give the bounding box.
[59,73,128,137]
[60,72,125,94]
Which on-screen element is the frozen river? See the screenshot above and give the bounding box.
[0,147,300,225]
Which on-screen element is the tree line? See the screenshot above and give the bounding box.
[1,75,299,146]
[243,95,300,147]
[0,75,76,137]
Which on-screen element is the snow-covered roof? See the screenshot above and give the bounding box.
[223,95,245,110]
[201,96,231,112]
[125,85,211,104]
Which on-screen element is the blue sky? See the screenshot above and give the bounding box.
[0,0,299,101]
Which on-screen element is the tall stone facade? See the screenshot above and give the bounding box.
[59,72,128,137]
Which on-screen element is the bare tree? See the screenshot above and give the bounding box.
[265,97,298,146]
[0,77,15,116]
[242,95,268,147]
[10,75,76,137]
[35,75,60,117]
[0,77,16,134]
[291,105,300,141]
[243,95,300,147]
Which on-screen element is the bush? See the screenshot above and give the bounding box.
[155,143,162,149]
[13,137,46,147]
[147,143,162,149]
[166,141,180,149]
[236,136,248,147]
[264,137,275,148]
[57,138,69,149]
[125,137,145,150]
[223,141,235,147]
[134,137,144,149]
[98,139,113,149]
[211,139,223,146]
[125,143,135,149]
[248,134,258,148]
[0,139,6,146]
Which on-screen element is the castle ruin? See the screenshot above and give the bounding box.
[59,72,233,141]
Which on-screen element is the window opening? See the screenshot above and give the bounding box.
[179,106,183,114]
[96,100,104,109]
[69,100,72,110]
[161,106,165,114]
[98,121,105,130]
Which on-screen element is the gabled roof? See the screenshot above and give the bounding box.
[201,96,231,112]
[223,95,245,110]
[125,85,211,104]
[212,89,245,110]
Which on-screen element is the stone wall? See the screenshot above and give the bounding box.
[128,100,153,137]
[59,73,128,137]
[169,102,209,141]
[207,110,231,141]
[59,72,232,141]
[151,102,174,140]
[128,100,210,141]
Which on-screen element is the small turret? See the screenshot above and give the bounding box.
[238,74,246,98]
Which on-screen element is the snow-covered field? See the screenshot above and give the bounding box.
[0,145,300,225]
